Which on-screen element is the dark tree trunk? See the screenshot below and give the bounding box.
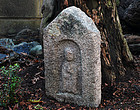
[97,0,133,84]
[42,0,133,84]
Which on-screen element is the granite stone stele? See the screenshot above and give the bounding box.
[43,6,101,107]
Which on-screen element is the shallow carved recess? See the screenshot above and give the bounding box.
[56,40,82,95]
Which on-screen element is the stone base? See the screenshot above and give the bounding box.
[0,19,41,36]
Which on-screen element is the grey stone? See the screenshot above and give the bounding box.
[40,0,55,34]
[0,19,41,36]
[129,43,140,55]
[0,0,43,36]
[0,0,43,17]
[0,53,7,60]
[124,34,140,44]
[29,45,42,56]
[15,28,39,43]
[41,0,55,19]
[124,34,140,55]
[13,41,39,54]
[0,38,15,59]
[43,6,101,107]
[118,0,134,20]
[123,0,140,27]
[0,38,14,49]
[118,0,140,28]
[16,29,33,39]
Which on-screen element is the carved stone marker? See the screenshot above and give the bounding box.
[43,6,101,107]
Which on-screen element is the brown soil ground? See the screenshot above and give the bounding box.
[0,54,139,109]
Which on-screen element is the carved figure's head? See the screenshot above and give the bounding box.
[64,47,74,61]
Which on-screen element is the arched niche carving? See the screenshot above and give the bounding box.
[56,40,82,95]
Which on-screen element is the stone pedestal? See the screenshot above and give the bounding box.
[0,0,43,36]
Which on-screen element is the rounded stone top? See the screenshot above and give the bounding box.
[44,6,100,36]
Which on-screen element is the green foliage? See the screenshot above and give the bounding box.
[105,0,114,8]
[0,63,21,107]
[34,104,44,110]
[106,0,112,7]
[116,0,120,6]
[106,0,120,7]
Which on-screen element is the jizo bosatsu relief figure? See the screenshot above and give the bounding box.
[61,47,80,94]
[43,6,101,107]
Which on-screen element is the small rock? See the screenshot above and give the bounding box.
[124,35,140,44]
[124,34,140,55]
[118,0,134,20]
[15,28,39,43]
[123,0,140,27]
[16,29,33,38]
[13,41,40,54]
[0,53,7,60]
[0,38,15,59]
[29,45,42,56]
[129,44,140,55]
[40,0,55,33]
[0,38,14,49]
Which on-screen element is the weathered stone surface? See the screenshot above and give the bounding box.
[124,34,140,55]
[124,35,140,44]
[0,0,42,17]
[41,0,54,19]
[0,53,7,60]
[118,0,133,20]
[0,19,41,36]
[29,45,42,56]
[40,0,55,34]
[0,0,43,36]
[43,6,101,107]
[0,38,14,49]
[16,29,34,39]
[118,0,140,28]
[0,38,14,59]
[129,44,140,55]
[123,0,140,27]
[13,41,39,54]
[15,28,40,43]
